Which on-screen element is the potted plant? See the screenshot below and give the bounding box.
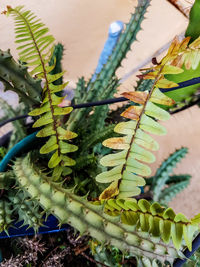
[0,1,200,266]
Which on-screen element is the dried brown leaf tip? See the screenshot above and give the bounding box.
[121,106,143,120]
[99,180,119,200]
[122,91,148,105]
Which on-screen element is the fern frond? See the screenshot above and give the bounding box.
[96,78,176,199]
[144,36,200,103]
[6,6,77,180]
[96,35,200,200]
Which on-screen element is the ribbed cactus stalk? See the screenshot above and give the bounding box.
[0,200,13,233]
[67,0,151,132]
[8,191,44,231]
[13,155,189,265]
[0,49,42,106]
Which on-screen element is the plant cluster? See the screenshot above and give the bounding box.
[0,0,200,266]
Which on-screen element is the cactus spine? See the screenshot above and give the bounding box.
[67,0,151,132]
[13,155,187,265]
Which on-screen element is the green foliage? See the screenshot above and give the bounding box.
[0,1,199,266]
[0,200,13,234]
[185,0,200,43]
[96,83,174,200]
[0,171,14,189]
[0,97,26,149]
[49,42,64,86]
[67,0,151,132]
[0,49,41,107]
[148,147,190,203]
[8,191,44,231]
[13,155,187,264]
[6,6,78,180]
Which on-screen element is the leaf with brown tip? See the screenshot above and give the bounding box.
[121,106,143,120]
[122,91,148,105]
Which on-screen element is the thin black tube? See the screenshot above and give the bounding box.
[0,115,28,127]
[162,76,200,92]
[1,75,200,128]
[1,95,200,128]
[0,97,129,128]
[173,233,200,267]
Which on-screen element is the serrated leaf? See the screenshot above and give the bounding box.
[122,171,145,185]
[43,93,64,105]
[103,136,131,150]
[96,165,122,183]
[53,107,73,115]
[40,136,58,154]
[135,129,159,151]
[150,216,161,237]
[121,105,143,120]
[191,213,200,224]
[49,82,69,93]
[61,155,76,166]
[36,125,55,137]
[99,180,119,200]
[140,213,149,232]
[116,199,129,210]
[121,91,148,104]
[124,200,140,211]
[160,220,172,243]
[171,222,183,250]
[121,211,139,225]
[60,141,78,153]
[46,71,65,83]
[119,181,141,194]
[138,199,151,212]
[52,165,64,180]
[140,114,166,135]
[174,213,190,223]
[161,65,184,74]
[114,120,137,135]
[107,199,122,211]
[28,102,50,116]
[100,151,126,167]
[183,224,198,251]
[145,102,170,121]
[32,112,53,127]
[126,158,151,176]
[57,127,77,140]
[48,151,61,168]
[163,208,176,220]
[150,88,175,106]
[130,143,155,163]
[150,202,164,216]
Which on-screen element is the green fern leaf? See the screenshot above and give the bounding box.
[6,6,77,180]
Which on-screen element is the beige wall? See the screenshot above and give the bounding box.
[0,0,187,84]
